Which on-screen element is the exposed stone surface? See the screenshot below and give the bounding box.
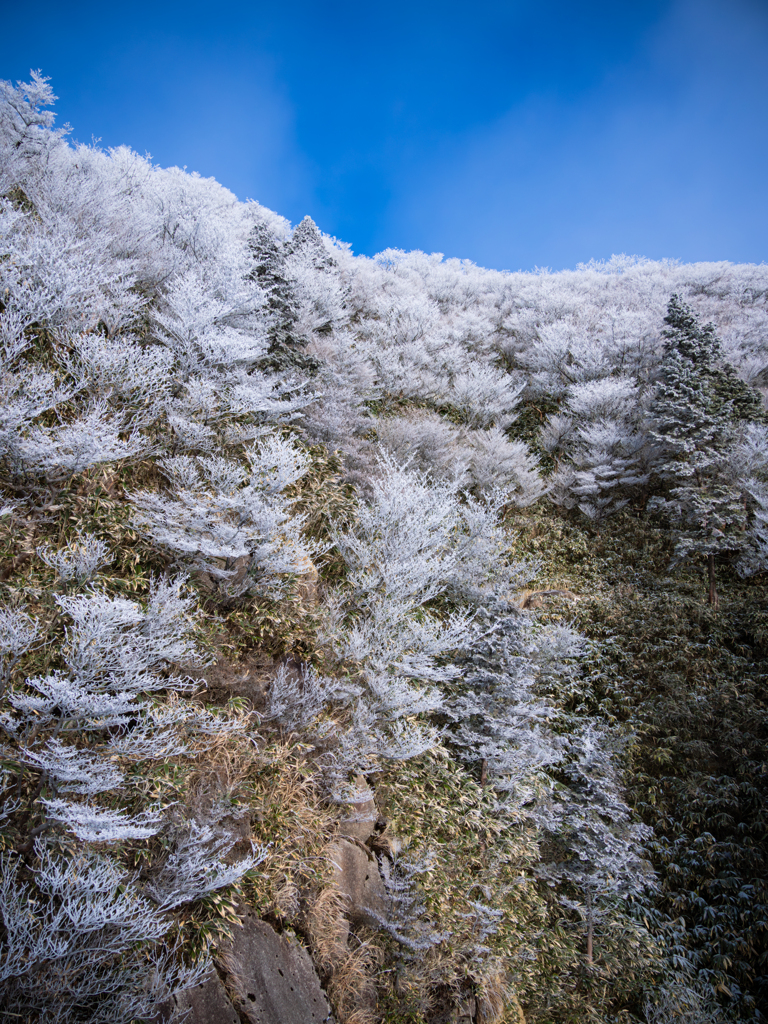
[161,973,240,1024]
[338,774,379,841]
[222,911,334,1024]
[327,838,387,925]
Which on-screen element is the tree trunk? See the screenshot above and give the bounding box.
[707,553,719,610]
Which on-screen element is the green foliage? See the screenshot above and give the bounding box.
[510,503,768,1021]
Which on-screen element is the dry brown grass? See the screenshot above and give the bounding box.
[242,740,339,919]
[305,874,385,1023]
[476,968,512,1024]
[185,730,256,806]
[326,938,383,1024]
[306,883,349,972]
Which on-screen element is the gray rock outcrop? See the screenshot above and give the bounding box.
[222,912,334,1024]
[166,974,240,1024]
[327,838,387,926]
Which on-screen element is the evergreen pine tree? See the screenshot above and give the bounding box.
[648,296,752,607]
[289,214,337,271]
[247,222,296,340]
[247,221,317,371]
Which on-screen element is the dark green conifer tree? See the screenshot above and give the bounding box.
[247,221,297,346]
[247,221,317,371]
[647,296,760,607]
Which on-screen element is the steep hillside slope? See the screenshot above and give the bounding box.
[1,73,766,1024]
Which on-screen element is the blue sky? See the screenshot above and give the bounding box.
[2,0,766,270]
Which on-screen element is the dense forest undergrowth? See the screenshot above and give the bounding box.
[509,505,768,1021]
[0,73,766,1024]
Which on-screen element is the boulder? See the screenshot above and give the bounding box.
[327,838,387,926]
[222,912,333,1024]
[163,973,239,1024]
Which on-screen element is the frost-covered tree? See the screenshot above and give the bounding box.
[0,70,62,173]
[536,723,655,965]
[545,376,649,523]
[647,296,755,606]
[444,607,566,794]
[309,454,537,786]
[130,433,317,596]
[0,557,264,1021]
[331,452,530,617]
[247,218,299,354]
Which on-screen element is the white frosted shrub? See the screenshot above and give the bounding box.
[463,425,547,503]
[303,330,377,444]
[15,399,152,480]
[331,452,531,616]
[331,452,467,610]
[517,319,612,395]
[376,718,441,761]
[266,661,359,731]
[0,362,79,473]
[0,201,142,332]
[541,413,575,453]
[340,605,474,683]
[0,306,32,365]
[447,362,525,429]
[19,739,124,795]
[566,376,640,420]
[729,422,768,481]
[165,372,308,454]
[546,411,649,520]
[38,532,113,584]
[0,561,242,1020]
[130,433,316,594]
[375,410,466,482]
[0,544,264,1019]
[546,465,579,510]
[0,71,60,176]
[66,331,174,415]
[55,575,200,692]
[0,842,210,1023]
[40,799,165,842]
[152,256,269,374]
[146,818,268,911]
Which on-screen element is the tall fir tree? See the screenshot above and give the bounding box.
[289,214,337,271]
[647,296,759,607]
[247,221,318,371]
